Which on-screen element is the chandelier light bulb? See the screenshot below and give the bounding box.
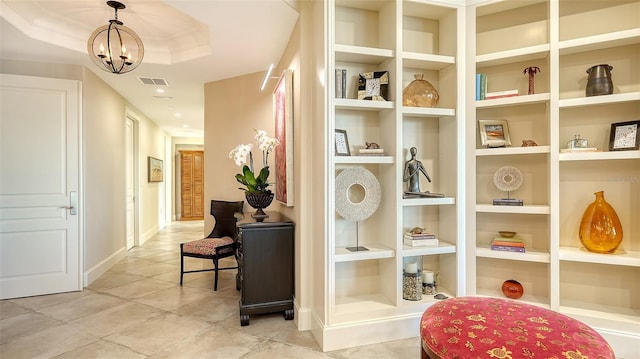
[87,1,144,74]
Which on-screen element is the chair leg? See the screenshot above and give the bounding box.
[179,244,184,286]
[212,257,219,291]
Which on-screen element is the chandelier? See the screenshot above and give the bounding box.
[87,1,144,74]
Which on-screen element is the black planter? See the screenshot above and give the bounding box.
[245,192,274,221]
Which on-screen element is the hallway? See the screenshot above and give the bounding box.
[1,220,419,358]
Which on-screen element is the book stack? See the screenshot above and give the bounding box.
[492,198,524,206]
[491,235,525,253]
[404,232,439,247]
[335,69,347,98]
[484,89,518,100]
[358,148,385,156]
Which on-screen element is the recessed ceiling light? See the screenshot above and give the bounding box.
[156,88,165,93]
[175,113,182,118]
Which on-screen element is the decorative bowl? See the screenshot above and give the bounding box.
[502,279,524,299]
[498,231,517,238]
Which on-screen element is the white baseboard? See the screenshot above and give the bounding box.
[140,225,159,246]
[597,329,640,359]
[315,314,422,352]
[83,247,127,286]
[294,301,313,331]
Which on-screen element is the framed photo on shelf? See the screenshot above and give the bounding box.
[335,129,350,156]
[609,120,639,151]
[357,71,389,101]
[478,119,512,148]
[148,157,163,182]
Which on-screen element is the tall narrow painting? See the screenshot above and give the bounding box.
[274,69,294,206]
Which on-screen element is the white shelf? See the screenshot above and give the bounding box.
[559,247,640,267]
[402,241,456,257]
[558,92,640,108]
[560,304,640,337]
[476,44,550,68]
[476,245,550,263]
[475,289,550,309]
[402,197,455,206]
[476,204,550,214]
[559,28,640,55]
[402,107,455,118]
[476,93,550,108]
[334,98,395,111]
[334,156,395,164]
[333,293,396,324]
[476,0,547,17]
[402,52,455,70]
[335,0,388,12]
[334,244,395,263]
[400,287,455,308]
[476,145,550,156]
[334,44,394,64]
[559,150,640,162]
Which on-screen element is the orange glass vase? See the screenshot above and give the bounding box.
[579,191,623,254]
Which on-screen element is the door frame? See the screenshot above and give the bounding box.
[125,110,140,249]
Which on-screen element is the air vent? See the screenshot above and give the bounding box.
[153,96,174,100]
[138,77,169,86]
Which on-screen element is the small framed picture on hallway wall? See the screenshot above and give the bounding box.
[274,69,294,206]
[148,156,163,182]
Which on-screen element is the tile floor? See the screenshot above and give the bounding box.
[1,220,421,358]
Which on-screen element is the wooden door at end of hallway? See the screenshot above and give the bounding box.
[180,150,204,220]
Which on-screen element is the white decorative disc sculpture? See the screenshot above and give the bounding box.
[493,166,523,192]
[335,167,381,251]
[492,166,524,206]
[335,167,381,221]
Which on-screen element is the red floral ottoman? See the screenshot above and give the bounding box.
[420,296,615,359]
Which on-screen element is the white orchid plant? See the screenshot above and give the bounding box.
[229,129,280,194]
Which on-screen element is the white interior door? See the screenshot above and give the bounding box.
[0,74,82,299]
[125,117,136,250]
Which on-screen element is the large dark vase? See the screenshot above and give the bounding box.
[586,64,614,97]
[245,192,274,221]
[579,191,623,254]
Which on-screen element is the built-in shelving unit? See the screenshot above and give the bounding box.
[467,0,639,356]
[313,0,638,354]
[319,0,464,352]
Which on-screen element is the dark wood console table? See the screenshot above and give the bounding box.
[236,212,294,326]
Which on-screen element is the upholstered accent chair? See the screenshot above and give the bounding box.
[180,200,244,291]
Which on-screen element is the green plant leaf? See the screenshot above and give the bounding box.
[257,166,270,186]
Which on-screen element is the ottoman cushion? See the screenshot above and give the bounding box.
[420,296,615,359]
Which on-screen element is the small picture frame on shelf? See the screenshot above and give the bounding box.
[478,119,512,148]
[609,120,639,151]
[357,71,389,101]
[335,129,351,156]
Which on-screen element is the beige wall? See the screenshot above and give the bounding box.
[203,15,318,327]
[0,60,169,284]
[203,71,274,231]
